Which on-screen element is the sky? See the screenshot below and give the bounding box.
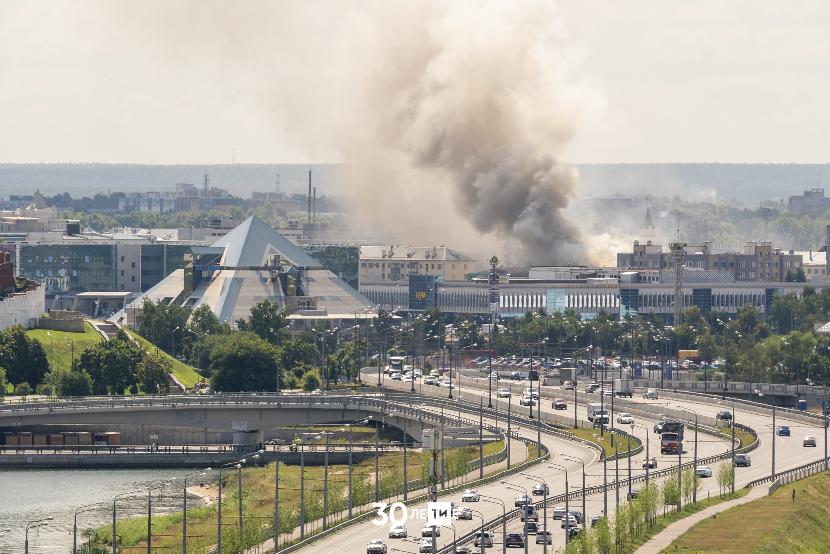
[0,0,827,164]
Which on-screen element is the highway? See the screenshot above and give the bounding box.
[292,368,826,553]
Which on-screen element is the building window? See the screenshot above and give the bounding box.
[120,256,125,262]
[120,270,124,276]
[131,276,135,282]
[131,262,135,268]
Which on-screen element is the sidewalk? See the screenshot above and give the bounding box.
[635,485,767,553]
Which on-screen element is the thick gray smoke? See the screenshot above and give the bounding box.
[340,1,596,266]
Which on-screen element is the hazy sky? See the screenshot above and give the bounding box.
[0,0,827,164]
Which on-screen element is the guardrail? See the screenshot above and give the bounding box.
[748,457,828,495]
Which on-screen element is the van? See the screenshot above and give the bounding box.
[643,389,658,400]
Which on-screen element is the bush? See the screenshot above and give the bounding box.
[301,369,322,391]
[14,382,32,397]
[57,368,94,396]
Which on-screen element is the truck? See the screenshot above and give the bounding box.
[660,432,682,455]
[614,378,633,398]
[587,402,603,422]
[662,421,684,441]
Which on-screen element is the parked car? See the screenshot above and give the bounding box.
[777,426,791,436]
[461,489,480,502]
[804,435,817,447]
[473,531,494,547]
[535,530,552,544]
[716,410,732,421]
[562,381,575,390]
[497,388,512,398]
[532,483,549,495]
[505,533,524,548]
[617,413,634,424]
[696,466,713,478]
[734,454,751,467]
[367,539,388,554]
[388,524,407,538]
[643,457,657,469]
[643,388,658,399]
[430,369,440,377]
[524,521,539,534]
[418,538,434,553]
[455,506,473,520]
[553,398,567,410]
[514,494,531,507]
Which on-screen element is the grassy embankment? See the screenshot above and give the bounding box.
[570,427,640,458]
[26,321,103,372]
[126,329,203,389]
[666,471,830,553]
[90,440,506,553]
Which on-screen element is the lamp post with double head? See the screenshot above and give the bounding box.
[549,463,571,545]
[560,454,587,530]
[182,468,210,554]
[480,494,506,554]
[74,504,101,554]
[501,482,529,554]
[519,472,549,554]
[24,517,53,554]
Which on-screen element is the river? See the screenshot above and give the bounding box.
[0,469,209,553]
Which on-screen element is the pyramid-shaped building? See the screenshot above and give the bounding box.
[113,216,374,328]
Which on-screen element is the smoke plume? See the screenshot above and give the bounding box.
[338,1,597,266]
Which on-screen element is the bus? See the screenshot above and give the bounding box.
[387,356,405,373]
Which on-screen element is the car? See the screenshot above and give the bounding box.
[519,395,536,406]
[585,383,601,393]
[390,372,401,380]
[804,435,817,447]
[421,525,440,537]
[643,389,658,399]
[455,506,473,520]
[696,466,713,478]
[532,483,549,496]
[473,531,494,547]
[520,505,539,521]
[514,493,531,507]
[489,371,500,380]
[367,539,387,554]
[617,413,634,424]
[654,421,667,434]
[528,370,539,381]
[568,511,584,523]
[591,515,605,528]
[402,374,413,382]
[424,376,437,385]
[627,489,640,501]
[524,521,539,534]
[562,381,575,390]
[454,547,471,554]
[535,531,552,544]
[777,426,791,436]
[552,506,567,519]
[561,514,579,529]
[511,371,522,380]
[567,527,582,539]
[643,457,657,469]
[734,454,751,467]
[716,410,732,421]
[553,398,567,410]
[430,369,440,377]
[525,388,539,399]
[505,533,525,548]
[497,388,512,398]
[603,389,614,397]
[461,489,480,502]
[388,524,407,538]
[418,538,434,553]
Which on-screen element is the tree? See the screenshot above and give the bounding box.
[14,381,32,397]
[76,330,143,394]
[189,305,228,337]
[138,299,191,354]
[236,299,289,345]
[210,333,280,392]
[301,368,322,391]
[276,339,318,377]
[0,366,6,396]
[136,352,172,394]
[0,325,49,387]
[56,368,93,396]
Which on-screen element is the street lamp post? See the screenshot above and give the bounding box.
[632,423,651,487]
[74,505,99,554]
[519,472,548,554]
[217,459,247,554]
[182,469,209,554]
[560,455,587,530]
[501,482,530,554]
[147,479,175,554]
[112,488,146,554]
[25,517,53,554]
[549,464,571,545]
[480,495,506,554]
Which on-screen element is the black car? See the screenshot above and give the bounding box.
[716,410,732,421]
[642,457,657,469]
[505,533,525,548]
[528,370,539,381]
[567,527,582,540]
[524,521,539,534]
[627,488,640,501]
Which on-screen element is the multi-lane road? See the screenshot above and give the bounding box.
[295,368,826,553]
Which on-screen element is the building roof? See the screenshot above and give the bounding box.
[360,245,475,261]
[794,251,826,266]
[111,216,373,326]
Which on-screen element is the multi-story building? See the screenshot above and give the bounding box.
[617,240,803,282]
[788,188,830,216]
[0,251,44,330]
[359,245,480,284]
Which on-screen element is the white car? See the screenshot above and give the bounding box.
[390,372,402,380]
[695,466,713,478]
[489,371,500,380]
[455,506,473,520]
[388,524,407,538]
[519,395,536,406]
[497,388,512,398]
[617,413,634,424]
[418,537,434,553]
[367,539,388,554]
[424,376,436,385]
[804,435,817,447]
[430,369,440,377]
[402,374,413,382]
[421,525,440,537]
[461,489,480,502]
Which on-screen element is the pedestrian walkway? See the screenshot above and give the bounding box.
[635,485,767,553]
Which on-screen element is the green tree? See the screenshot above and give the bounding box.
[136,352,172,394]
[0,325,49,387]
[189,304,228,337]
[276,339,318,377]
[138,299,191,354]
[210,333,280,392]
[76,330,142,394]
[301,368,322,391]
[14,381,32,397]
[236,299,289,345]
[0,366,6,396]
[56,368,93,396]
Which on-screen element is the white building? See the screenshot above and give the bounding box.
[359,245,480,284]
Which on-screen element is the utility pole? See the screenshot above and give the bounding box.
[488,255,499,408]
